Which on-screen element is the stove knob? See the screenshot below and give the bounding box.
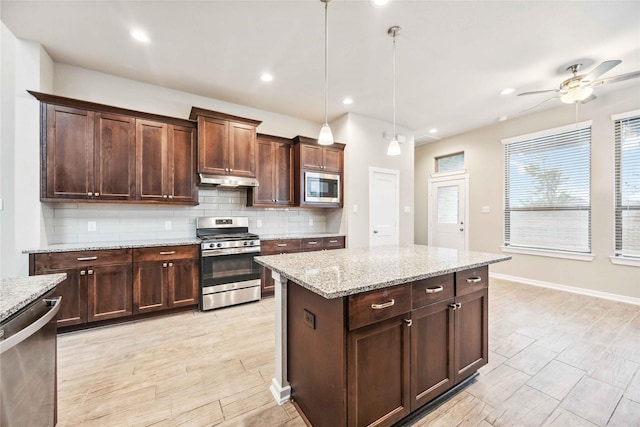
[248,241,253,246]
[243,241,248,246]
[216,243,223,248]
[209,243,215,249]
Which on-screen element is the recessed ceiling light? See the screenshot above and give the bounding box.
[500,88,514,95]
[498,115,508,122]
[429,128,438,133]
[342,97,354,105]
[260,73,274,82]
[130,29,150,43]
[371,0,391,6]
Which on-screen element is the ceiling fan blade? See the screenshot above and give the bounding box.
[580,94,597,104]
[520,95,560,113]
[581,60,621,83]
[587,70,640,87]
[517,89,560,96]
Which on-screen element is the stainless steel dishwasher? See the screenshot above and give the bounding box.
[0,290,61,427]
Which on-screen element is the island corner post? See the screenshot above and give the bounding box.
[270,270,292,404]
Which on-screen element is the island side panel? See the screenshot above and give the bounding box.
[288,281,347,427]
[270,271,291,403]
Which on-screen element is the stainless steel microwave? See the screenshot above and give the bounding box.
[305,172,340,203]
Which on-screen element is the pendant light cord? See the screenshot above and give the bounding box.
[324,0,329,126]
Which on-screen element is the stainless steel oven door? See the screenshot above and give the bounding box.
[305,171,340,203]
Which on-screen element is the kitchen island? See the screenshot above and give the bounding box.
[255,244,510,427]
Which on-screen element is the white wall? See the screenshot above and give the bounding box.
[333,113,414,248]
[0,24,53,278]
[415,85,640,300]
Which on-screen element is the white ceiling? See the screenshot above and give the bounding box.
[2,0,640,142]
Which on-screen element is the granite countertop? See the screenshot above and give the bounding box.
[22,238,202,254]
[1,274,67,323]
[259,233,345,241]
[255,244,511,299]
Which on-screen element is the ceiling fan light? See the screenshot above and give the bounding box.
[560,86,593,104]
[387,138,401,156]
[318,123,334,145]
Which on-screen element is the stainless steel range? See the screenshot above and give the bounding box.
[197,217,261,311]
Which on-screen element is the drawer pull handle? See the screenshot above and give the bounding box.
[371,299,395,310]
[277,244,288,247]
[159,251,176,255]
[329,240,338,243]
[308,241,318,244]
[425,286,444,294]
[77,256,98,261]
[466,277,482,283]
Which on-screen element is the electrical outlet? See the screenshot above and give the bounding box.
[164,221,172,230]
[309,218,314,226]
[303,309,316,329]
[404,205,411,213]
[482,206,490,213]
[257,219,263,228]
[353,204,358,213]
[87,221,96,232]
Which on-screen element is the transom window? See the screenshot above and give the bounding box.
[435,152,464,173]
[503,122,592,254]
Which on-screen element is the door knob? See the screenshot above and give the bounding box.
[373,230,379,234]
[459,228,464,231]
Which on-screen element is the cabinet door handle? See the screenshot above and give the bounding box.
[466,277,482,283]
[229,168,233,172]
[77,256,98,261]
[163,263,168,268]
[168,195,173,200]
[277,243,288,247]
[168,262,173,267]
[404,318,412,327]
[87,192,93,197]
[159,251,176,255]
[425,286,444,294]
[95,192,100,197]
[449,302,462,310]
[87,269,94,275]
[371,299,395,310]
[80,270,86,276]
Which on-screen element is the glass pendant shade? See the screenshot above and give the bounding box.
[560,86,593,104]
[387,138,401,156]
[318,123,334,145]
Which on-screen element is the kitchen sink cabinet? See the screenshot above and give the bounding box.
[247,134,294,207]
[189,108,262,177]
[30,249,132,327]
[133,245,199,314]
[136,119,198,204]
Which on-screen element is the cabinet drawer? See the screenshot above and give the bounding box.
[348,285,412,330]
[323,236,345,249]
[412,274,454,309]
[455,266,488,296]
[301,238,323,252]
[34,249,132,271]
[261,239,301,254]
[133,245,199,262]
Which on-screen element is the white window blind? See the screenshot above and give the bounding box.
[504,122,591,253]
[436,152,464,173]
[614,114,640,258]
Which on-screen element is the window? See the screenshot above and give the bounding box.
[614,112,640,258]
[436,152,464,173]
[503,121,591,254]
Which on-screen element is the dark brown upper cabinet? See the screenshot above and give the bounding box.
[189,107,262,178]
[247,134,293,207]
[30,91,198,205]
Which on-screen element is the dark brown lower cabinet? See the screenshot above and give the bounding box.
[38,267,87,328]
[86,264,133,322]
[287,267,489,427]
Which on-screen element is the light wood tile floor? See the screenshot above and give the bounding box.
[57,279,640,426]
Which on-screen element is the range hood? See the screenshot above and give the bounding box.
[198,174,259,188]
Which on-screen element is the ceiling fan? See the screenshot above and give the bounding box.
[518,60,640,111]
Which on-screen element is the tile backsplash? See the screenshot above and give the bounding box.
[44,188,330,244]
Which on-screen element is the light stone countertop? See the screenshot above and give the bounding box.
[255,244,511,299]
[1,274,67,323]
[259,233,345,241]
[22,238,202,254]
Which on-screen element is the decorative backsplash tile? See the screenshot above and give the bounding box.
[45,188,329,244]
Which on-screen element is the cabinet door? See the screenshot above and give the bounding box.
[94,112,136,200]
[36,268,87,327]
[254,139,277,205]
[229,122,256,177]
[273,142,293,205]
[133,261,167,314]
[168,258,199,307]
[411,299,455,410]
[299,144,323,170]
[198,116,229,175]
[261,266,275,295]
[323,146,343,172]
[87,264,133,322]
[167,124,197,203]
[347,316,411,427]
[454,289,488,383]
[136,119,167,201]
[44,105,95,199]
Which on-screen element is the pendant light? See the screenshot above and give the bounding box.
[387,26,401,156]
[318,0,334,145]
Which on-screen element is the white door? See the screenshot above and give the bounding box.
[428,175,468,250]
[369,168,399,246]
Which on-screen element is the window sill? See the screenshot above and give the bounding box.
[610,256,640,267]
[500,246,594,262]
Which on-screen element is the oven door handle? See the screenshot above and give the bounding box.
[202,247,261,257]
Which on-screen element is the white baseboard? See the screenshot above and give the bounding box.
[489,272,640,306]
